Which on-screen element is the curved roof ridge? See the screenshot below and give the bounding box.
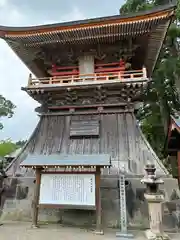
[134,115,170,175]
[0,2,176,33]
[5,117,42,175]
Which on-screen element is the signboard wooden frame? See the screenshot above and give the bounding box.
[32,167,102,233]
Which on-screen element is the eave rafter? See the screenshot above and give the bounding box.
[3,38,46,77]
[2,12,173,46]
[0,3,176,78]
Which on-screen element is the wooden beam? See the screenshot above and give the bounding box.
[177,152,180,185]
[38,108,134,116]
[95,167,103,235]
[47,102,130,109]
[32,168,41,228]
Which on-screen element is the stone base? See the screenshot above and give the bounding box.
[145,229,170,240]
[116,231,134,239]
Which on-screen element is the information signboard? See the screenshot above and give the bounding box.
[39,173,95,206]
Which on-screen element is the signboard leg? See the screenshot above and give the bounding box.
[32,168,41,228]
[95,167,103,235]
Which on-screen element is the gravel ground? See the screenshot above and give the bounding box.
[0,222,180,240]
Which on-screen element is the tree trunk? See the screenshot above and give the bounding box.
[159,97,170,136]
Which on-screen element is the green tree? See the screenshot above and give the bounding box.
[0,139,18,157]
[16,140,27,147]
[120,0,180,160]
[0,94,16,129]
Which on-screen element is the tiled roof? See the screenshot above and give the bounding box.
[0,3,176,78]
[0,2,175,33]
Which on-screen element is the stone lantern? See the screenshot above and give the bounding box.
[141,164,169,240]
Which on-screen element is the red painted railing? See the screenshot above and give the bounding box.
[28,68,147,87]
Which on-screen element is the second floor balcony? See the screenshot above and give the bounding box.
[27,67,148,89]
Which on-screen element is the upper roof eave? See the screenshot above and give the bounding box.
[0,2,176,36]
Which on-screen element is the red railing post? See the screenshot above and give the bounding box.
[71,75,74,83]
[142,66,147,78]
[118,72,121,80]
[94,74,97,81]
[27,68,148,88]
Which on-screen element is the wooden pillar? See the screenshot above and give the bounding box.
[95,167,103,235]
[32,168,41,228]
[177,152,180,184]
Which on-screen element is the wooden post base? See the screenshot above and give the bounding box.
[94,230,104,235]
[32,168,41,227]
[31,224,40,229]
[95,167,103,235]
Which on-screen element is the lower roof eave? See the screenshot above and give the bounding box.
[21,79,148,92]
[20,165,111,169]
[6,112,168,176]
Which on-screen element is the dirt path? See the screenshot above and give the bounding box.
[0,222,180,240]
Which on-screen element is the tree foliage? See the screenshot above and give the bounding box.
[0,95,16,129]
[120,0,180,161]
[0,139,18,157]
[0,139,26,170]
[15,140,27,148]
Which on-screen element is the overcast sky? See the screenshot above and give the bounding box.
[0,0,124,141]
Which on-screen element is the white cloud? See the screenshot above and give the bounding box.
[0,40,39,141]
[0,1,25,25]
[0,0,8,8]
[63,6,85,21]
[0,1,123,141]
[0,5,40,141]
[35,6,86,25]
[0,4,86,141]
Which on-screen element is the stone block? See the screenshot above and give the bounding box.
[102,210,120,228]
[1,175,179,231]
[1,199,31,221]
[102,198,119,211]
[38,208,62,222]
[163,213,176,230]
[100,177,118,188]
[15,185,29,200]
[161,178,180,201]
[101,188,119,199]
[60,209,95,226]
[127,178,145,193]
